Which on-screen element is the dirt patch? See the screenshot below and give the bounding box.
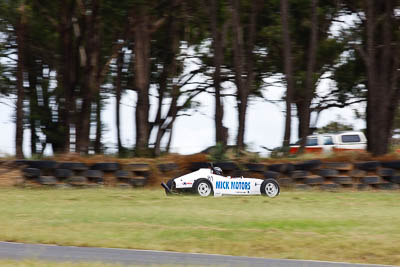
[0,163,24,187]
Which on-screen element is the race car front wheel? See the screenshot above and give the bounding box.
[193,179,213,197]
[260,179,280,198]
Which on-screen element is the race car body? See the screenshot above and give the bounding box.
[161,167,280,198]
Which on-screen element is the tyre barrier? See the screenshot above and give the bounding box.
[244,163,266,172]
[7,159,400,191]
[158,163,178,173]
[11,161,149,188]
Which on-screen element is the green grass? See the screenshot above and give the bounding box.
[0,188,399,265]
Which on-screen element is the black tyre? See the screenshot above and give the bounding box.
[91,177,104,184]
[54,169,73,179]
[375,183,399,190]
[193,179,213,197]
[28,160,57,170]
[381,160,400,170]
[215,162,238,171]
[332,175,353,184]
[58,162,88,171]
[260,179,280,198]
[244,163,266,172]
[294,160,322,171]
[125,163,150,172]
[66,176,88,185]
[360,176,381,184]
[263,171,280,179]
[357,184,372,191]
[84,170,104,178]
[91,162,120,171]
[355,161,380,171]
[190,162,210,171]
[304,175,324,185]
[37,176,57,185]
[377,168,395,177]
[388,176,400,184]
[291,170,310,179]
[277,177,293,186]
[267,164,286,173]
[14,160,30,166]
[115,170,132,179]
[317,169,339,178]
[158,163,178,172]
[131,177,147,187]
[320,183,341,191]
[22,168,40,179]
[323,162,353,171]
[348,169,367,178]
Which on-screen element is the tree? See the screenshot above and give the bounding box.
[280,0,294,153]
[208,0,229,147]
[358,0,400,155]
[229,0,259,151]
[15,2,27,159]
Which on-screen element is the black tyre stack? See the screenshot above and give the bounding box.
[122,163,150,187]
[90,163,121,186]
[244,163,266,179]
[376,160,400,190]
[320,162,353,190]
[266,163,294,187]
[19,160,58,186]
[10,159,400,191]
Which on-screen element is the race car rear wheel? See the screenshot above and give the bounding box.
[193,179,213,197]
[261,179,280,198]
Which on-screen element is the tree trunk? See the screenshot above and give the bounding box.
[166,126,173,153]
[296,101,312,144]
[58,0,76,153]
[15,4,27,159]
[364,0,397,156]
[230,0,246,151]
[280,0,294,152]
[210,0,226,146]
[115,50,124,153]
[298,0,318,151]
[133,12,151,155]
[94,93,102,153]
[76,0,101,154]
[28,59,38,155]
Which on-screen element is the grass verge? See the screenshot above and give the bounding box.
[0,188,399,265]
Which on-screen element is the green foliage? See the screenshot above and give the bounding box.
[317,121,354,134]
[207,142,227,162]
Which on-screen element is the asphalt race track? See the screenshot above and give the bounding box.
[0,241,396,267]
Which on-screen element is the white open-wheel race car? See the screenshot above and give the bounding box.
[161,164,280,198]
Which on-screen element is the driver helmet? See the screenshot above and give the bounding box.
[214,167,223,175]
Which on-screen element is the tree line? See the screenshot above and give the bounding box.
[0,0,399,158]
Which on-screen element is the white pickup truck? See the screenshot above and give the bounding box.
[289,131,367,154]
